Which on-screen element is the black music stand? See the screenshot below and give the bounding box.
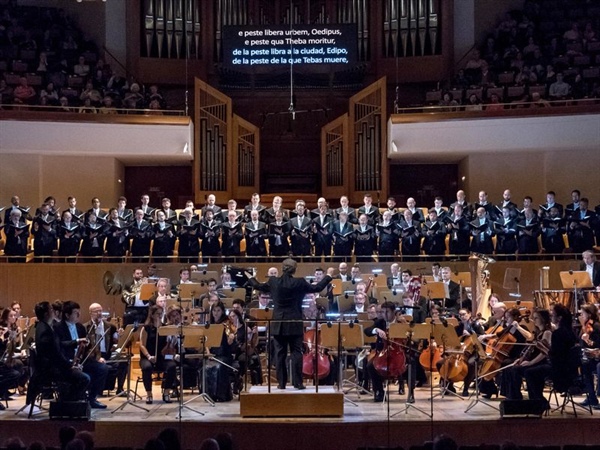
[503,268,522,299]
[466,332,499,413]
[390,322,432,418]
[111,325,148,413]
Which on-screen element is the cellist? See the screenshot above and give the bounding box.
[365,302,405,402]
[437,308,484,397]
[478,306,532,398]
[577,304,600,408]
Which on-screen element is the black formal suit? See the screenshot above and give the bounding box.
[430,207,449,222]
[80,222,107,261]
[494,218,518,255]
[289,216,312,256]
[398,219,422,258]
[541,217,566,254]
[28,320,89,404]
[199,220,221,261]
[473,202,497,221]
[469,218,494,255]
[564,203,580,219]
[177,218,200,262]
[66,208,85,223]
[312,214,334,257]
[129,219,153,261]
[568,209,597,253]
[57,221,81,259]
[84,320,127,393]
[264,207,290,224]
[354,224,377,260]
[248,272,332,388]
[406,208,425,223]
[580,261,600,287]
[3,220,29,261]
[449,202,472,219]
[445,214,470,256]
[221,220,243,257]
[152,222,176,262]
[105,218,130,261]
[332,221,354,258]
[245,221,268,258]
[268,221,291,257]
[440,280,461,311]
[220,209,241,223]
[54,320,107,402]
[377,221,399,258]
[32,214,57,261]
[496,201,517,218]
[421,219,447,256]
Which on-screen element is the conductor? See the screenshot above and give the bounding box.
[247,259,333,389]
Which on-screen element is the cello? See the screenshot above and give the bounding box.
[371,331,407,379]
[302,328,331,380]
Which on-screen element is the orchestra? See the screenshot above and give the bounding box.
[1,192,600,418]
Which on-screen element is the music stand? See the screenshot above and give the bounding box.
[316,297,329,313]
[190,270,219,283]
[178,283,202,300]
[337,294,355,313]
[140,283,157,301]
[111,325,148,413]
[423,282,450,311]
[331,282,343,296]
[454,272,472,309]
[321,322,363,405]
[389,323,432,417]
[560,271,593,316]
[466,332,499,413]
[503,268,522,299]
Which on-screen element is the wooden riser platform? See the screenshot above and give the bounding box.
[240,386,344,417]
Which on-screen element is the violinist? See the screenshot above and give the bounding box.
[208,301,236,402]
[577,304,600,408]
[365,301,404,402]
[229,308,257,393]
[138,305,164,404]
[54,301,109,409]
[478,306,532,399]
[86,303,127,396]
[160,305,187,403]
[524,303,577,401]
[26,302,88,409]
[0,307,28,396]
[231,300,262,385]
[149,278,173,323]
[505,309,552,400]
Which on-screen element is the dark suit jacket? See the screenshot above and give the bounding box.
[35,320,72,376]
[580,261,600,287]
[54,320,86,362]
[249,273,332,335]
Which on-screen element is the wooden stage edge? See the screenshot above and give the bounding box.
[0,388,598,450]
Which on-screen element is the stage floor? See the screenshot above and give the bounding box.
[1,382,599,450]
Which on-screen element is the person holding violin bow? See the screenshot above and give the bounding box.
[138,305,164,404]
[577,304,600,408]
[207,301,237,402]
[0,307,29,397]
[54,301,109,409]
[228,307,258,394]
[504,309,552,401]
[478,306,532,399]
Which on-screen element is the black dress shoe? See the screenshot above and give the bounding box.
[89,400,107,409]
[461,389,469,397]
[407,395,415,404]
[374,393,384,403]
[0,402,5,411]
[398,386,405,395]
[294,384,306,390]
[446,384,456,394]
[277,384,286,390]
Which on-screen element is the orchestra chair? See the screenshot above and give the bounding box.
[545,346,593,417]
[17,347,63,418]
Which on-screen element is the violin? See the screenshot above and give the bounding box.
[302,327,331,380]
